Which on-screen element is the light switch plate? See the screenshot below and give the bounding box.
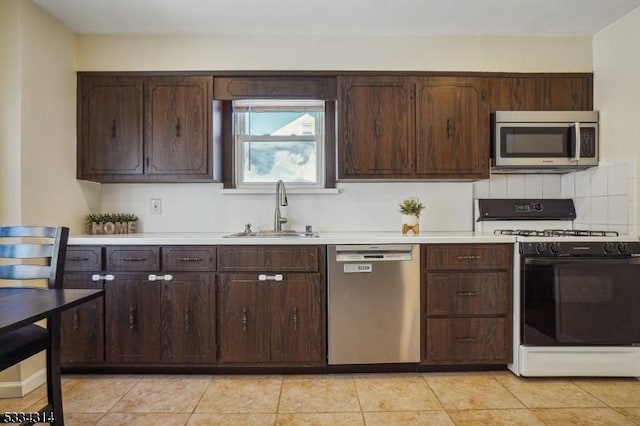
[150,198,162,215]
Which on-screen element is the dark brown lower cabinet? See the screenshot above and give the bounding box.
[105,272,217,364]
[422,244,513,365]
[217,273,323,365]
[161,273,216,363]
[60,273,105,364]
[105,273,162,363]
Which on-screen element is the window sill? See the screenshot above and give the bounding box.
[220,188,340,195]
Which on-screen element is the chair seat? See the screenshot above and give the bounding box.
[0,324,49,371]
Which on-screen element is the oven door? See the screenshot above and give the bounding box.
[522,257,640,345]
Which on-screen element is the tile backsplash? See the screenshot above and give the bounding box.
[473,160,637,235]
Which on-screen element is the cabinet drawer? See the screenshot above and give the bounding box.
[425,244,511,270]
[426,272,510,315]
[106,246,160,271]
[162,246,216,271]
[217,246,320,272]
[65,246,102,271]
[425,317,510,364]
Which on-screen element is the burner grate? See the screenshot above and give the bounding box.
[494,229,620,237]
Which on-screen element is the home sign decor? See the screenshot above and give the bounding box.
[85,213,138,235]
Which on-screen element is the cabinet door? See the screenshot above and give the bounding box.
[60,273,104,364]
[145,76,212,178]
[161,273,216,363]
[78,76,144,178]
[217,274,270,363]
[415,77,489,178]
[542,77,593,110]
[488,75,593,111]
[105,273,161,363]
[338,76,414,178]
[271,273,324,364]
[488,77,541,111]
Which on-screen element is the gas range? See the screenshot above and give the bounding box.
[475,198,640,256]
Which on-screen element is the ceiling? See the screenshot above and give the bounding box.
[33,0,640,36]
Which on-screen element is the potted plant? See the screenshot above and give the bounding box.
[85,212,138,235]
[398,198,425,235]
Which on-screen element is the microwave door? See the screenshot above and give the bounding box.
[495,122,575,168]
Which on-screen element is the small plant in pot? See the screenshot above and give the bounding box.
[398,198,425,235]
[84,212,138,235]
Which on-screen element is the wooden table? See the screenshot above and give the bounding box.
[0,287,104,425]
[0,288,103,334]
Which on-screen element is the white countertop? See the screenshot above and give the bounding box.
[68,231,516,245]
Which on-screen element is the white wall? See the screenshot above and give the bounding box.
[0,0,22,225]
[594,7,640,231]
[77,34,592,72]
[0,0,100,396]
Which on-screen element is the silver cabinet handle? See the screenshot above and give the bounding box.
[148,274,173,281]
[91,274,115,281]
[258,274,283,281]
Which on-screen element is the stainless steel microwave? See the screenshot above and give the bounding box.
[491,111,599,173]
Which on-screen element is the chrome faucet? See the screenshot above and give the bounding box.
[274,180,288,231]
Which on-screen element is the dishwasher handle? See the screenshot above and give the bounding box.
[334,244,415,262]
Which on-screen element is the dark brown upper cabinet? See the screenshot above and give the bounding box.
[488,74,593,111]
[338,76,415,177]
[415,77,489,178]
[77,74,217,182]
[338,75,489,180]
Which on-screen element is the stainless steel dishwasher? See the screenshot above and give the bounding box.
[327,244,420,364]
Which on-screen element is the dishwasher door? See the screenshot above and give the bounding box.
[327,244,420,365]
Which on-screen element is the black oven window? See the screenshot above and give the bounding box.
[522,260,640,345]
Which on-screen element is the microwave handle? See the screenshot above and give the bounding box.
[574,121,581,161]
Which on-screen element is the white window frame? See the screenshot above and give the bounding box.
[233,99,325,189]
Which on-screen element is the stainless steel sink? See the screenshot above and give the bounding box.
[224,230,319,238]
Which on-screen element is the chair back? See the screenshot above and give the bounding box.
[0,226,69,289]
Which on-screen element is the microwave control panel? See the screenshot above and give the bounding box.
[580,127,597,158]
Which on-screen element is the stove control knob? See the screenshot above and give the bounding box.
[549,242,560,254]
[618,242,628,253]
[536,243,547,254]
[604,242,615,253]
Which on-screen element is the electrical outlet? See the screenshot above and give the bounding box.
[150,198,162,215]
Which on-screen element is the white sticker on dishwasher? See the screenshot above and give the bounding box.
[344,263,372,273]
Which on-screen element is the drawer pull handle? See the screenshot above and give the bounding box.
[72,309,79,330]
[292,306,298,331]
[122,256,147,262]
[178,257,203,262]
[148,274,173,281]
[242,307,248,332]
[185,309,191,332]
[456,337,477,343]
[457,255,481,260]
[68,256,90,262]
[91,274,115,281]
[129,307,136,332]
[456,291,480,297]
[258,274,283,282]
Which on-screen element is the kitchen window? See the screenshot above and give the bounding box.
[233,99,325,188]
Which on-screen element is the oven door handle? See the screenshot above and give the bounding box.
[524,257,640,266]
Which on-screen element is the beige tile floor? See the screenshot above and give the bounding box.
[2,371,640,425]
